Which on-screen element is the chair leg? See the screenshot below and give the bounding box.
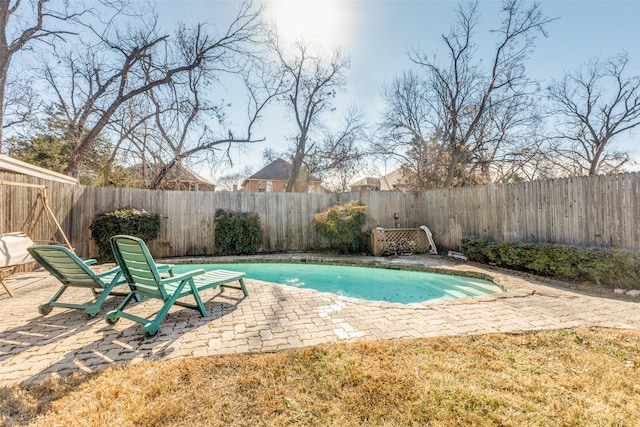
[153,280,193,324]
[238,278,248,296]
[220,278,249,297]
[189,282,209,317]
[105,278,211,339]
[152,294,180,326]
[38,285,67,315]
[142,322,161,339]
[47,284,68,304]
[115,291,139,311]
[85,283,120,318]
[0,277,14,297]
[104,291,139,324]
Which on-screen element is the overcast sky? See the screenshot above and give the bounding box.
[155,0,640,181]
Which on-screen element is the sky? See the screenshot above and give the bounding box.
[155,0,640,182]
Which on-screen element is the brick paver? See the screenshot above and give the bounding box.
[1,255,639,387]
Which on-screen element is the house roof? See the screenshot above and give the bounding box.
[0,155,77,184]
[380,168,408,190]
[128,162,214,185]
[351,177,380,188]
[349,169,410,191]
[246,158,321,182]
[247,158,292,181]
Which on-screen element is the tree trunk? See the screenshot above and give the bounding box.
[588,140,606,176]
[150,159,178,189]
[0,34,9,152]
[443,153,458,188]
[286,150,304,192]
[286,131,307,192]
[64,100,122,176]
[0,53,7,152]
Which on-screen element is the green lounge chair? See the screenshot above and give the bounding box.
[27,245,131,319]
[105,235,248,339]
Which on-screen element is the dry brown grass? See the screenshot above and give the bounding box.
[2,327,639,426]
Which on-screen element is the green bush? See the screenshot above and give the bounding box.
[461,237,640,289]
[214,209,262,255]
[89,208,161,262]
[312,201,367,254]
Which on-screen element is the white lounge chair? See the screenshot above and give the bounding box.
[0,232,35,297]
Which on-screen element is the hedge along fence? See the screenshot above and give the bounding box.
[2,171,639,260]
[461,237,640,289]
[89,208,161,262]
[214,209,262,255]
[312,201,367,254]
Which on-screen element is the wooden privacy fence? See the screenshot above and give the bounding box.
[342,172,640,251]
[1,171,639,260]
[68,187,338,258]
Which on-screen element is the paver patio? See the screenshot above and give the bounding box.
[1,254,639,387]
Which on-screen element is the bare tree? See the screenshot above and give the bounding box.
[269,37,349,192]
[0,0,96,150]
[375,72,452,189]
[461,91,544,185]
[40,1,264,176]
[380,0,551,188]
[99,97,156,186]
[378,71,432,151]
[215,166,254,191]
[489,141,545,183]
[2,73,39,131]
[261,147,280,165]
[140,61,277,189]
[5,110,120,185]
[400,131,452,190]
[305,108,368,192]
[546,52,640,176]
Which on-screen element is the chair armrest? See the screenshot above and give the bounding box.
[84,259,97,266]
[159,268,205,285]
[156,263,175,276]
[95,266,122,278]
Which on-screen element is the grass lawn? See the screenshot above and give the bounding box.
[1,327,639,426]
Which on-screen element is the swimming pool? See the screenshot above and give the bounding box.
[172,262,502,304]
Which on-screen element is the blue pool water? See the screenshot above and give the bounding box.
[173,262,501,304]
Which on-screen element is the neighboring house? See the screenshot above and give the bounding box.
[240,158,324,193]
[379,169,410,191]
[350,177,381,191]
[349,169,410,192]
[128,163,215,191]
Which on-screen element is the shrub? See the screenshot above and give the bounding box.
[460,237,640,289]
[214,209,261,255]
[312,201,367,254]
[89,208,161,262]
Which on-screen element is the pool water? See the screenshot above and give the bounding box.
[173,262,501,304]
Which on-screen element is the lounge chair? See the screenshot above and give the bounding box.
[105,235,248,339]
[27,245,132,319]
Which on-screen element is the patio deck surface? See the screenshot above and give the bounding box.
[1,254,639,387]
